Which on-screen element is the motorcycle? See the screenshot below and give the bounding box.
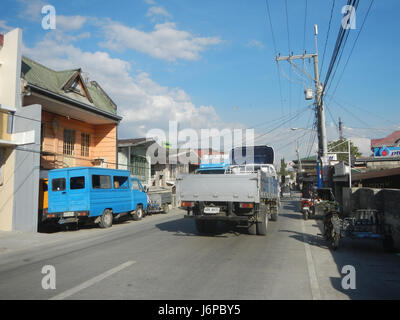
[300,198,312,220]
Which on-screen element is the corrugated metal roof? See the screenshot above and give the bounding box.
[21,56,117,116]
[371,131,400,148]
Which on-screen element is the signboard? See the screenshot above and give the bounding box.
[373,146,400,157]
[327,154,337,161]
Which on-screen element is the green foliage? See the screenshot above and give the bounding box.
[279,158,288,176]
[328,138,361,162]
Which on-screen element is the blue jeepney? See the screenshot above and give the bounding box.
[46,167,147,228]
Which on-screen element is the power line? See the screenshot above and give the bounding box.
[323,0,358,91]
[284,0,293,123]
[302,0,308,52]
[265,0,285,116]
[325,0,375,99]
[320,0,335,76]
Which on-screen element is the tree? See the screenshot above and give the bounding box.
[328,138,361,162]
[279,158,288,176]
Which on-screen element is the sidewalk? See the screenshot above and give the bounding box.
[0,231,53,255]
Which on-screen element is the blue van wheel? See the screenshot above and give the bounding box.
[132,206,143,221]
[99,209,113,228]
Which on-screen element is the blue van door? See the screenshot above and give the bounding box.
[68,169,88,212]
[131,178,147,210]
[49,170,69,213]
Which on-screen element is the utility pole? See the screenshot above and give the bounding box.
[296,140,302,173]
[339,117,343,140]
[276,24,328,183]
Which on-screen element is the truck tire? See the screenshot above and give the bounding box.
[248,221,257,235]
[257,212,268,236]
[162,203,169,214]
[98,209,113,228]
[270,207,278,221]
[132,205,143,221]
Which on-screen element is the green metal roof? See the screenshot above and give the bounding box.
[21,56,117,116]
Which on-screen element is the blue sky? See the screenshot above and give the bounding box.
[1,0,400,162]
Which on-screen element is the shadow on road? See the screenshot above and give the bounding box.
[37,214,135,234]
[156,218,244,238]
[279,229,329,249]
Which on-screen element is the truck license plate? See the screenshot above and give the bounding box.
[63,212,75,217]
[204,207,220,214]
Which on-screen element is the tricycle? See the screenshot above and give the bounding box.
[146,187,172,214]
[323,206,394,252]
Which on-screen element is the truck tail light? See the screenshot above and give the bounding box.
[239,203,253,209]
[78,211,89,216]
[181,201,194,208]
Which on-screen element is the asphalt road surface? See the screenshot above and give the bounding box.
[0,198,399,300]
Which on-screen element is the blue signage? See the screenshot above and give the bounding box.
[374,146,400,157]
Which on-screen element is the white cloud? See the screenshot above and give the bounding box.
[56,15,88,31]
[22,33,226,139]
[247,40,264,49]
[100,21,221,61]
[17,0,46,22]
[0,20,14,32]
[146,6,172,19]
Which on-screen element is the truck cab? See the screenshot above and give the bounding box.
[195,162,229,174]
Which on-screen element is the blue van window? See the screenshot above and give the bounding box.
[131,180,142,191]
[113,176,129,189]
[52,178,66,191]
[92,175,111,189]
[70,176,85,189]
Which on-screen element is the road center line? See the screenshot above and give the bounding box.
[301,220,322,300]
[49,260,136,300]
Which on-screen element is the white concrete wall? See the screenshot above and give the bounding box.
[0,28,42,232]
[0,29,22,231]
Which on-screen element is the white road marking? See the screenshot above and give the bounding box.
[301,220,322,300]
[49,261,136,300]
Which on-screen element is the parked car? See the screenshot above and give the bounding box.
[45,167,148,228]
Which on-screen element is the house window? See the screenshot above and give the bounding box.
[81,133,90,157]
[70,79,85,96]
[63,129,75,155]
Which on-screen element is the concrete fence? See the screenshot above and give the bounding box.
[342,187,400,249]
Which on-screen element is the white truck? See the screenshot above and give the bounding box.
[176,146,280,235]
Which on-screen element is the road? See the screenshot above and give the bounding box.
[0,197,399,300]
